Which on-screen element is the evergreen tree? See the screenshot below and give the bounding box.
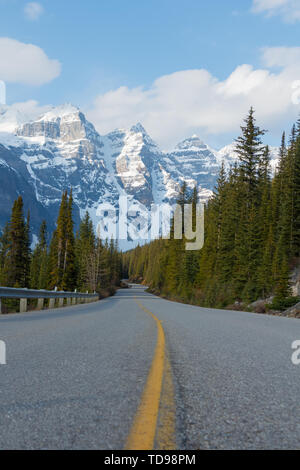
[291,135,300,256]
[235,107,266,202]
[48,190,77,290]
[3,197,30,287]
[0,223,10,285]
[61,189,77,290]
[75,211,95,291]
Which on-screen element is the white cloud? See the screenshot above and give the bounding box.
[261,46,300,67]
[0,100,52,133]
[9,100,51,117]
[24,2,44,21]
[252,0,300,22]
[87,47,300,149]
[0,38,61,86]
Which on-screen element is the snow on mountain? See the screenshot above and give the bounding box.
[267,147,280,173]
[217,143,239,166]
[0,105,31,133]
[0,103,51,134]
[164,135,220,200]
[0,103,280,247]
[217,142,280,171]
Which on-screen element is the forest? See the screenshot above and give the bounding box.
[2,107,300,314]
[123,108,300,313]
[0,190,122,311]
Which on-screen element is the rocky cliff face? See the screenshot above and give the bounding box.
[163,136,221,201]
[0,103,279,247]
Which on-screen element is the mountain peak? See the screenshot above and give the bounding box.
[175,135,207,151]
[37,103,81,123]
[15,103,97,143]
[130,122,147,134]
[128,122,160,152]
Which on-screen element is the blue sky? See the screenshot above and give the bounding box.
[0,0,300,148]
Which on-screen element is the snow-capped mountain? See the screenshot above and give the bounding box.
[164,136,221,201]
[0,104,280,247]
[218,142,280,173]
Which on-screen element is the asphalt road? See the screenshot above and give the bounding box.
[0,285,299,450]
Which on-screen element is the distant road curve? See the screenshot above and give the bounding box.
[0,285,299,449]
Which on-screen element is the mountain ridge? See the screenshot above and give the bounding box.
[0,103,280,248]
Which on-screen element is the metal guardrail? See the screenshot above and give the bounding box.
[0,286,99,314]
[0,286,98,300]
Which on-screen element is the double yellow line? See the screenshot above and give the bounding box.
[125,299,176,450]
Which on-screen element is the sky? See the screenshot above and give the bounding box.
[0,0,299,149]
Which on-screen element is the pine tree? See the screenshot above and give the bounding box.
[291,135,300,256]
[75,211,95,291]
[234,108,267,301]
[0,223,10,285]
[274,256,292,301]
[235,107,266,202]
[3,196,30,287]
[164,183,187,296]
[48,190,77,290]
[24,210,31,287]
[61,189,77,290]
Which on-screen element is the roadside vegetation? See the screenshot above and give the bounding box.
[0,191,122,313]
[123,108,300,315]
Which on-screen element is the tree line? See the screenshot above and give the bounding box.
[0,190,122,296]
[123,108,300,311]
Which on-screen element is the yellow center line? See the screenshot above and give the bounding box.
[125,297,175,450]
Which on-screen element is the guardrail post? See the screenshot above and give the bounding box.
[0,286,98,313]
[20,298,27,313]
[49,287,57,309]
[72,289,77,305]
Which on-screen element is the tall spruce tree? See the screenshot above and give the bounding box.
[0,223,10,285]
[48,190,77,290]
[3,196,30,287]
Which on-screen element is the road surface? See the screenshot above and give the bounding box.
[0,285,299,450]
